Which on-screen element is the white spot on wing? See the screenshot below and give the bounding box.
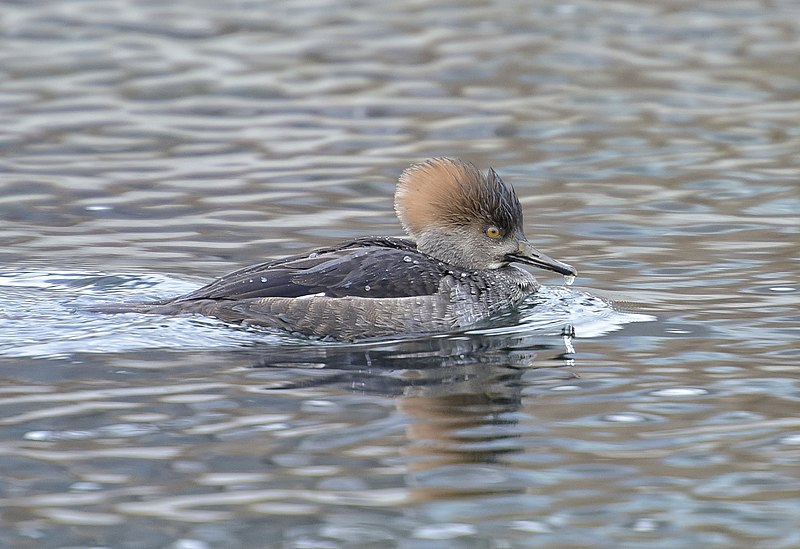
[296,292,326,299]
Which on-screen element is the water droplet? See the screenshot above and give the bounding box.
[413,260,419,265]
[308,252,318,258]
[563,275,575,286]
[460,272,467,278]
[562,332,575,354]
[260,277,267,283]
[364,285,371,292]
[403,255,412,263]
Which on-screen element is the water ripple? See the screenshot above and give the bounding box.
[1,0,798,547]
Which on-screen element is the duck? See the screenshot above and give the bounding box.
[93,158,576,340]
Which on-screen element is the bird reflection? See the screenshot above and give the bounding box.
[246,330,577,477]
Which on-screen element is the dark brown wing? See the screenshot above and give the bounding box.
[170,237,450,303]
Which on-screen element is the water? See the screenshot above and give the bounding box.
[1,1,799,548]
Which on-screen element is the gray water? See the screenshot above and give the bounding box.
[1,1,799,548]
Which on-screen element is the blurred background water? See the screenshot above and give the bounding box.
[0,1,798,548]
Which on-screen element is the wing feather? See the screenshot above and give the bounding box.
[171,237,449,303]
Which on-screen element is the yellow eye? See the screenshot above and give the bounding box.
[485,226,502,239]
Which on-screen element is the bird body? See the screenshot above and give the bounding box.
[94,159,576,340]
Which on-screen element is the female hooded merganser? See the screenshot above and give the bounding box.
[94,158,576,340]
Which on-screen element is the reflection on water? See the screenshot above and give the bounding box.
[1,0,799,547]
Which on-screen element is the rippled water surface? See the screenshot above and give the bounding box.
[1,1,799,548]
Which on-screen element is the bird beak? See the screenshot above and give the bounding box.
[507,240,577,277]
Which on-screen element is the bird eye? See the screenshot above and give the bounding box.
[485,226,502,239]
